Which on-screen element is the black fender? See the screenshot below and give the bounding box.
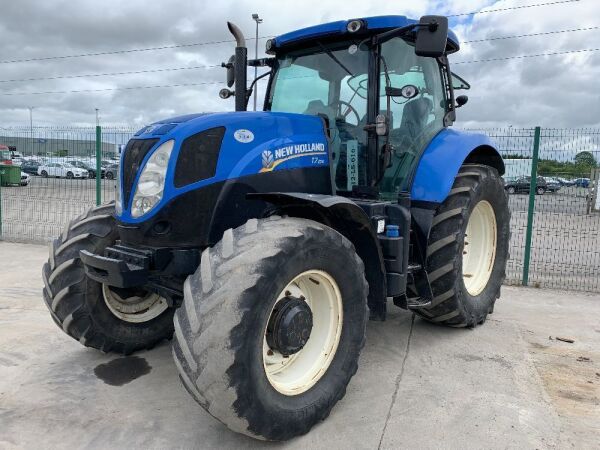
[248,192,387,320]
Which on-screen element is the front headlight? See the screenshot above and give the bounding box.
[131,140,174,218]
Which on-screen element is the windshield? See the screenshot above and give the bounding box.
[269,40,370,191]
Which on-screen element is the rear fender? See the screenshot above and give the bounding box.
[249,192,387,320]
[411,129,504,203]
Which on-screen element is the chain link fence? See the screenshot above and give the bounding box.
[1,126,599,292]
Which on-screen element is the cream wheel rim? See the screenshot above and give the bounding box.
[462,200,497,296]
[263,270,343,396]
[102,284,168,323]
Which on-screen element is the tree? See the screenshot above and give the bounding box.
[574,151,597,168]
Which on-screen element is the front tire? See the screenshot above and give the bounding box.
[172,217,368,440]
[413,164,510,327]
[42,203,174,354]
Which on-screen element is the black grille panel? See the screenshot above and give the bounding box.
[174,127,225,188]
[122,138,159,206]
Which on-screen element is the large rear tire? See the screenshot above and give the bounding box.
[413,164,510,327]
[172,217,368,440]
[42,203,174,354]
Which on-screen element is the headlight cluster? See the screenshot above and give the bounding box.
[131,140,174,218]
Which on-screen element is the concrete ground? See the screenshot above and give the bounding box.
[0,241,598,450]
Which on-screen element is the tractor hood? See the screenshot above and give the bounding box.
[119,111,329,223]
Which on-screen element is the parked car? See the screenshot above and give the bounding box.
[504,176,547,195]
[556,177,575,186]
[542,177,561,192]
[38,162,89,179]
[20,160,41,175]
[69,160,106,179]
[104,164,119,180]
[20,171,30,186]
[573,178,590,188]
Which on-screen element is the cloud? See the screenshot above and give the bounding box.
[0,0,598,128]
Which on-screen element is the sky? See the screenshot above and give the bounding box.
[0,0,599,129]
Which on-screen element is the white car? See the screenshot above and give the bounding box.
[20,171,30,186]
[38,162,89,179]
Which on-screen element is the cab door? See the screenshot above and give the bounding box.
[376,38,448,199]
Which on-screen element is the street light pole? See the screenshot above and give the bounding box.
[252,13,263,111]
[28,107,34,156]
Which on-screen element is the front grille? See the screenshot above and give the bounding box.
[174,127,225,188]
[122,138,159,206]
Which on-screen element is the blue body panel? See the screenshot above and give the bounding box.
[275,15,460,51]
[411,129,497,203]
[119,112,329,223]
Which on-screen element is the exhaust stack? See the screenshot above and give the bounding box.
[227,22,248,112]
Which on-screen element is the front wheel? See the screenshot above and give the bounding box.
[66,171,74,179]
[42,203,174,354]
[413,164,510,327]
[172,217,368,440]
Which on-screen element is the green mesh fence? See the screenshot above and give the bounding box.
[0,126,599,292]
[0,126,134,242]
[482,127,600,292]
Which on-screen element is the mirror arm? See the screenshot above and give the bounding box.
[244,71,273,108]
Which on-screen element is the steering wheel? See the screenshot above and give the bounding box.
[332,100,361,124]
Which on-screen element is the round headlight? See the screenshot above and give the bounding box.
[347,20,364,33]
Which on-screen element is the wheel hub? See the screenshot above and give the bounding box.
[266,295,313,356]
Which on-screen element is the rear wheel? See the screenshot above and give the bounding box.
[41,170,48,178]
[413,164,510,327]
[42,203,174,354]
[507,186,515,194]
[172,217,368,440]
[106,171,114,180]
[536,187,545,195]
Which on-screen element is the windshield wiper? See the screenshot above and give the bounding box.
[316,41,353,77]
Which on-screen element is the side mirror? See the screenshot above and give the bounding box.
[221,55,235,88]
[456,95,469,108]
[415,15,448,57]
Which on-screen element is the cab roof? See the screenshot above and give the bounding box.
[274,15,460,53]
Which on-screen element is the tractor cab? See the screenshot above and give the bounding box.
[227,16,467,200]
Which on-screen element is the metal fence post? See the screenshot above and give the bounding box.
[0,178,3,239]
[96,125,102,206]
[522,126,541,286]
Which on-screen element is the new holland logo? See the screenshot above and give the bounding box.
[262,150,275,170]
[260,143,327,173]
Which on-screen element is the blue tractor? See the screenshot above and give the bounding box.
[43,15,509,440]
